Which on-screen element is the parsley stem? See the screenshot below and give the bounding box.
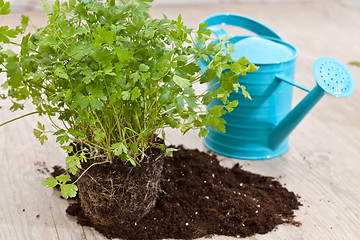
[161,106,176,115]
[26,80,56,94]
[9,41,40,54]
[0,111,39,127]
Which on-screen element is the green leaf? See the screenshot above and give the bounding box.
[176,95,185,109]
[93,26,115,43]
[174,55,188,62]
[60,183,78,199]
[37,121,45,131]
[39,135,48,144]
[40,0,50,12]
[108,0,115,6]
[225,100,238,112]
[139,63,149,72]
[111,142,127,156]
[198,22,208,32]
[184,95,197,109]
[33,123,48,145]
[42,177,58,188]
[0,27,10,43]
[144,28,155,39]
[115,48,133,63]
[33,129,42,138]
[201,54,210,63]
[9,102,24,111]
[68,44,93,60]
[165,147,178,157]
[240,85,251,100]
[208,105,225,115]
[160,144,166,151]
[159,89,171,104]
[78,95,89,109]
[198,127,209,138]
[79,149,88,162]
[55,67,69,79]
[349,61,360,67]
[104,67,116,76]
[213,117,226,133]
[54,129,66,135]
[69,0,76,9]
[68,128,86,138]
[94,129,106,141]
[179,62,200,75]
[89,97,104,110]
[56,134,70,145]
[0,1,11,15]
[130,142,139,154]
[236,56,250,66]
[55,174,71,184]
[66,155,81,175]
[93,48,112,63]
[20,15,29,31]
[127,155,140,166]
[130,87,141,100]
[122,91,130,100]
[248,63,259,72]
[173,75,191,89]
[61,145,73,153]
[129,72,140,82]
[86,85,106,99]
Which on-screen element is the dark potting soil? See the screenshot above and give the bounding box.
[55,146,301,240]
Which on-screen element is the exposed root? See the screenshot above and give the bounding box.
[77,149,164,227]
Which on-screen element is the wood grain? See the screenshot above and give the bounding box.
[1,1,360,239]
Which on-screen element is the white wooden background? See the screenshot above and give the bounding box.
[7,0,360,11]
[1,0,360,240]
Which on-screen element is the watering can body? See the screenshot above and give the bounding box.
[201,14,300,159]
[201,14,354,160]
[205,61,297,159]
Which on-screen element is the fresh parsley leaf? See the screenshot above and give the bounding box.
[60,183,78,199]
[41,177,58,188]
[173,75,191,89]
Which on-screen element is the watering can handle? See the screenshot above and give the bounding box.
[201,13,282,40]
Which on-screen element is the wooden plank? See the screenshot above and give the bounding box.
[0,1,360,239]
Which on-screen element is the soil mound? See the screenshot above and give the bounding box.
[60,147,301,240]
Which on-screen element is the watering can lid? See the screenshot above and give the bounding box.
[231,36,297,64]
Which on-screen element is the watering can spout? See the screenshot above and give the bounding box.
[269,57,354,150]
[268,85,324,150]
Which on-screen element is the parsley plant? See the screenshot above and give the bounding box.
[0,0,257,198]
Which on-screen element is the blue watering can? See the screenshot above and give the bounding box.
[200,13,355,160]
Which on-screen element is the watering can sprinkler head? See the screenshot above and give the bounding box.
[313,57,354,98]
[269,57,355,150]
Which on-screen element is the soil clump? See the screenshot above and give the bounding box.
[55,146,301,240]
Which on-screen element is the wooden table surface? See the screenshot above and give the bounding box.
[1,1,359,239]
